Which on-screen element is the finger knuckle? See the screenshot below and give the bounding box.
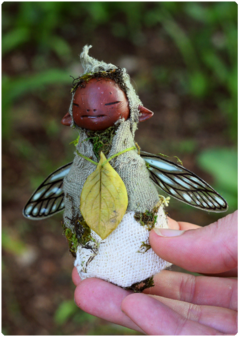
[221,241,237,271]
[186,303,202,322]
[174,317,188,335]
[179,274,196,303]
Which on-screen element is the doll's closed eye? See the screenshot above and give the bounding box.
[105,101,120,106]
[73,103,79,107]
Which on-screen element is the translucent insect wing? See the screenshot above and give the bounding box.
[141,151,228,212]
[23,163,72,220]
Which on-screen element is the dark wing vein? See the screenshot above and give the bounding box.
[23,162,72,220]
[141,151,228,212]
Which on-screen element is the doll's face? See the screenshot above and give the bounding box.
[72,78,130,131]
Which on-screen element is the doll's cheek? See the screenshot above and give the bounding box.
[119,107,130,120]
[72,110,84,127]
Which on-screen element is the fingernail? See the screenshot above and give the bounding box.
[153,228,185,237]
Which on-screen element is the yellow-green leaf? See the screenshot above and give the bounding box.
[80,152,128,239]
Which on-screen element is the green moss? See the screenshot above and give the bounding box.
[125,276,155,292]
[174,155,183,166]
[75,217,92,246]
[138,242,151,253]
[71,72,93,92]
[145,161,150,169]
[158,152,169,158]
[69,135,80,147]
[85,125,118,160]
[158,152,183,166]
[135,141,141,155]
[71,68,127,95]
[62,216,93,256]
[134,209,158,231]
[62,225,79,256]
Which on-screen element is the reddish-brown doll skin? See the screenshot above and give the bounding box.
[72,78,130,131]
[61,78,154,129]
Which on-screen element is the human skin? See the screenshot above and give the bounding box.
[72,211,238,335]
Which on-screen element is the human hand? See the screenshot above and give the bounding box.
[72,211,237,335]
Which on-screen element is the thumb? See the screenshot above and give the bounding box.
[149,211,238,274]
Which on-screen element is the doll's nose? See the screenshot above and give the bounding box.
[61,112,72,126]
[86,109,98,113]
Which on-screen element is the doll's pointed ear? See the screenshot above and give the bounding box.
[138,106,154,122]
[61,112,72,126]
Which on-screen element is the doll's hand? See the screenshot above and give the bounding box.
[72,211,237,335]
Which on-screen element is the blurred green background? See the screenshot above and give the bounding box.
[2,2,237,335]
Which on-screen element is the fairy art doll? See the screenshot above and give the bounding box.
[23,46,227,289]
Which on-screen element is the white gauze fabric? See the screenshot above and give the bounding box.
[75,205,172,288]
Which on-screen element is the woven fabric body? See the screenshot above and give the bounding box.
[63,120,159,230]
[63,45,171,287]
[75,206,171,287]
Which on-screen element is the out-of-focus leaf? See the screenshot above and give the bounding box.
[2,328,9,335]
[80,152,128,239]
[0,260,6,272]
[188,71,208,98]
[184,3,208,22]
[202,52,228,83]
[177,140,197,154]
[72,311,96,324]
[197,148,237,194]
[54,300,77,325]
[2,230,27,255]
[2,28,30,55]
[50,36,72,61]
[2,70,70,139]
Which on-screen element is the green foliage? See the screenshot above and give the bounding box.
[2,328,9,335]
[72,310,97,324]
[69,135,80,147]
[54,300,78,325]
[62,227,79,255]
[176,140,197,154]
[54,300,98,329]
[0,260,6,273]
[2,2,237,141]
[2,229,27,255]
[2,69,71,139]
[197,148,237,211]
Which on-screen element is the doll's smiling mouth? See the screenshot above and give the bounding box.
[81,115,106,119]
